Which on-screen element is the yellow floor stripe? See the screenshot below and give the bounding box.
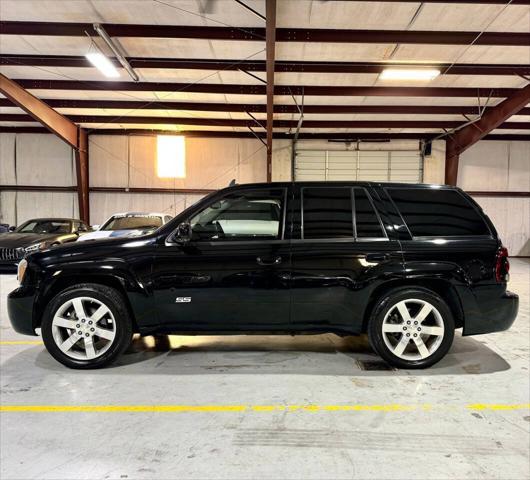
[0,341,43,345]
[1,404,528,413]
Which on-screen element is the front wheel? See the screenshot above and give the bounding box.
[41,283,132,369]
[368,288,455,369]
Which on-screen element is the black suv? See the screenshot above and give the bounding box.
[8,182,518,369]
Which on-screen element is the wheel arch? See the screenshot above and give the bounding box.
[35,273,140,333]
[362,278,464,333]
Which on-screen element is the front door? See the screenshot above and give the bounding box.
[152,186,291,332]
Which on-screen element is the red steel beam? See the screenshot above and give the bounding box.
[12,79,520,97]
[445,83,530,185]
[3,54,529,76]
[0,73,90,222]
[1,97,528,115]
[0,126,527,142]
[265,0,276,183]
[1,21,529,46]
[2,113,528,130]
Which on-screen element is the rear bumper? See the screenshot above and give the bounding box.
[7,286,38,336]
[460,285,519,336]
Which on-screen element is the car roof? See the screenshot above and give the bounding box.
[110,212,168,216]
[217,181,453,192]
[20,218,80,222]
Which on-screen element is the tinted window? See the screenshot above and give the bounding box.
[102,216,163,231]
[303,187,353,239]
[16,220,71,234]
[354,188,385,238]
[190,188,284,241]
[389,188,490,237]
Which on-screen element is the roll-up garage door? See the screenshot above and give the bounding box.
[294,149,423,183]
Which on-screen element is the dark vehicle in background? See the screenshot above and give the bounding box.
[0,218,89,272]
[8,182,517,369]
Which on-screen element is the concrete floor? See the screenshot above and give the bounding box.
[0,260,529,480]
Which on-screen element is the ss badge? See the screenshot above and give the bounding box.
[175,297,192,303]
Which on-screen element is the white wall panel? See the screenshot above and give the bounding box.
[460,141,530,257]
[89,192,205,226]
[0,191,16,226]
[0,133,16,184]
[459,141,510,191]
[508,142,530,192]
[89,135,128,187]
[15,134,75,186]
[473,196,530,256]
[14,192,78,226]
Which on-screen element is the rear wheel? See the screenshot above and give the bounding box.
[41,283,132,369]
[368,288,455,369]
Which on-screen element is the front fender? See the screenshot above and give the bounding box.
[34,258,155,330]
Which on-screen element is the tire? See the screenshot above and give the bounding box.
[367,288,455,369]
[41,283,133,369]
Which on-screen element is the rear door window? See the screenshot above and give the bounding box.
[302,187,353,239]
[388,188,490,237]
[354,188,386,238]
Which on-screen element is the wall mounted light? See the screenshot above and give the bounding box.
[380,68,440,81]
[157,135,186,178]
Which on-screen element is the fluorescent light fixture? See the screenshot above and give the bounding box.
[85,52,120,78]
[380,68,440,81]
[157,136,186,178]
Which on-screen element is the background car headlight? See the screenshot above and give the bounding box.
[24,242,46,253]
[17,259,27,284]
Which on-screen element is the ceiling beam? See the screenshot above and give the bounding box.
[0,126,527,142]
[353,0,530,4]
[0,73,89,221]
[3,55,529,76]
[1,113,528,130]
[1,21,529,46]
[1,97,528,115]
[12,79,521,97]
[265,0,276,183]
[0,73,78,146]
[445,82,530,185]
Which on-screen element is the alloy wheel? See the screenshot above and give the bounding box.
[381,298,445,361]
[51,296,116,360]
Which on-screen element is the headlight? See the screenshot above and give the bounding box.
[24,242,46,253]
[17,259,28,284]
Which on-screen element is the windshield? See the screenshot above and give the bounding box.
[16,220,71,234]
[101,215,163,231]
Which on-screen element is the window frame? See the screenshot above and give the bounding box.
[167,187,289,246]
[384,186,494,240]
[298,186,388,243]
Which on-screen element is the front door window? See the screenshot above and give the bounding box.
[190,189,285,242]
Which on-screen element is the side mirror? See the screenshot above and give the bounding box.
[175,222,192,243]
[9,226,16,232]
[91,225,100,231]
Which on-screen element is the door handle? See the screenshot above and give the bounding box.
[256,256,282,266]
[365,253,389,262]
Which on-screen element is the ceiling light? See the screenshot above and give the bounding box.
[85,52,120,78]
[380,68,440,81]
[157,136,186,178]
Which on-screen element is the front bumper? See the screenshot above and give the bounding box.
[0,261,18,274]
[7,286,38,336]
[460,285,519,336]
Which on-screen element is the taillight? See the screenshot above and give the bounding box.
[495,246,510,283]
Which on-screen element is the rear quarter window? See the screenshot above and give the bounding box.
[388,188,490,237]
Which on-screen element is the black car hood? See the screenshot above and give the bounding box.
[0,233,59,248]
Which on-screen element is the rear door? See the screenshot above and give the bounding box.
[289,184,403,334]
